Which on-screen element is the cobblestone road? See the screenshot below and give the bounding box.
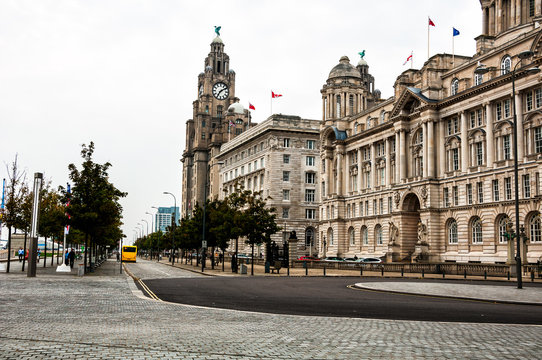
[0,260,541,359]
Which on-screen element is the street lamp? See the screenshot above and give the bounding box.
[151,206,159,261]
[163,192,177,265]
[145,211,154,259]
[476,50,540,289]
[141,219,149,237]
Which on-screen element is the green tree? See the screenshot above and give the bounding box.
[3,155,27,272]
[65,142,127,272]
[238,191,281,275]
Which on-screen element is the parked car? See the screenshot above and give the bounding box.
[359,257,382,264]
[343,257,358,262]
[297,256,320,261]
[236,254,250,259]
[323,256,344,262]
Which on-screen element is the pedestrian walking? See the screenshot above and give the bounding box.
[18,248,24,262]
[116,252,120,262]
[65,250,69,266]
[68,249,76,269]
[37,249,41,263]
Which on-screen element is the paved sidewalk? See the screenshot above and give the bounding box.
[354,281,542,305]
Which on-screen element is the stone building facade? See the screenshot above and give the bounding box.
[216,115,321,256]
[320,0,542,264]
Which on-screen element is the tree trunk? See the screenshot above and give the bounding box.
[251,244,254,276]
[84,234,88,274]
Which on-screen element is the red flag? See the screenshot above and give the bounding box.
[249,103,256,110]
[403,54,412,65]
[272,91,282,98]
[428,17,435,27]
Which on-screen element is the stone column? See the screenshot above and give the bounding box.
[345,152,350,193]
[370,143,376,188]
[422,122,428,178]
[395,131,401,182]
[460,111,468,172]
[427,120,435,178]
[485,102,494,167]
[515,93,525,161]
[385,137,391,186]
[322,96,326,121]
[357,148,363,191]
[400,130,407,180]
[325,156,332,196]
[438,120,445,177]
[336,151,343,195]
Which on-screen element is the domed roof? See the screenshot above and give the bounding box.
[228,102,245,115]
[357,58,368,66]
[328,56,361,79]
[212,36,223,44]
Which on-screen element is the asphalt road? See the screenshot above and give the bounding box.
[142,276,542,325]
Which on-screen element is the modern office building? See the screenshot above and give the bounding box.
[155,207,180,232]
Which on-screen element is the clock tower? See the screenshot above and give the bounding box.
[181,32,249,217]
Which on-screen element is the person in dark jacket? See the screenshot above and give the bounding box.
[68,249,76,269]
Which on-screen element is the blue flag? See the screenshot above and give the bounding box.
[453,27,460,36]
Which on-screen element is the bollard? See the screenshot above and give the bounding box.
[464,269,467,279]
[507,271,510,280]
[360,267,363,277]
[323,266,326,277]
[401,267,404,277]
[442,270,445,279]
[305,265,308,276]
[484,270,487,280]
[287,266,290,276]
[381,267,384,277]
[422,269,424,278]
[531,271,535,282]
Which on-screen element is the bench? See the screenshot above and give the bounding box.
[270,261,282,274]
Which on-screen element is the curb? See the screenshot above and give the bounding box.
[351,283,542,306]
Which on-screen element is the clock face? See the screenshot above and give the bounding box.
[212,82,229,100]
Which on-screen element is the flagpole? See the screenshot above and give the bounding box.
[452,33,455,67]
[411,51,413,69]
[427,16,430,59]
[270,91,272,117]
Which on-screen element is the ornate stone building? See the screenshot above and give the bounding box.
[181,34,251,218]
[216,115,321,256]
[320,0,542,264]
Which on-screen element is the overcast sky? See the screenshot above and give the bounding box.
[0,0,481,243]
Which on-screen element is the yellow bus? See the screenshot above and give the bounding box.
[121,245,137,263]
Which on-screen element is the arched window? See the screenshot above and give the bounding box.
[498,216,510,244]
[471,217,483,244]
[448,219,458,244]
[380,110,386,124]
[336,95,341,118]
[235,119,243,124]
[305,228,314,247]
[366,116,371,128]
[349,95,354,115]
[328,228,334,245]
[451,78,459,95]
[375,224,383,245]
[361,226,368,245]
[349,227,355,246]
[530,213,542,243]
[501,56,512,75]
[353,122,358,135]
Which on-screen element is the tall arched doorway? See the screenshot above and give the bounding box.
[400,193,421,259]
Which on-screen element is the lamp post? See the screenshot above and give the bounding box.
[475,50,540,289]
[163,192,177,265]
[141,219,149,259]
[145,211,154,259]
